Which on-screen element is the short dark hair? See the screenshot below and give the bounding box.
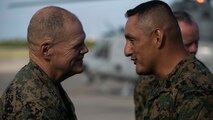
[125,1,179,34]
[124,0,177,30]
[125,0,173,18]
[173,11,194,24]
[125,0,182,42]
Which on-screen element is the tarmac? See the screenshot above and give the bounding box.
[0,59,135,120]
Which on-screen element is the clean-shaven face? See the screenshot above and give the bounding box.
[50,18,88,81]
[124,15,156,75]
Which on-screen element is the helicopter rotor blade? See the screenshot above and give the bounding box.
[8,0,114,9]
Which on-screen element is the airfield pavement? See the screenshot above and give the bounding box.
[0,59,135,120]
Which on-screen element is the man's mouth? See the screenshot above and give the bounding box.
[131,58,136,65]
[77,56,84,61]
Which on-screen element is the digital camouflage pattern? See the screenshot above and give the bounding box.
[134,55,213,120]
[0,62,77,120]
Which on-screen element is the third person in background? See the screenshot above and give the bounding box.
[124,1,213,119]
[175,11,199,55]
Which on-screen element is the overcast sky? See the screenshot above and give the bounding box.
[0,0,174,41]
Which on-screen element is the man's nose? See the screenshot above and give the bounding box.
[124,42,132,57]
[81,44,89,54]
[188,44,198,54]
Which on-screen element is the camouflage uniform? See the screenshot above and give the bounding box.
[0,62,77,120]
[134,55,213,120]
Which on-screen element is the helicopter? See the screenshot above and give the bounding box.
[83,28,138,96]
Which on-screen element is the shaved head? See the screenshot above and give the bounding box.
[26,6,87,82]
[27,6,79,51]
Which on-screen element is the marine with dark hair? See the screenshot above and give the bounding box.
[124,1,213,119]
[0,6,88,119]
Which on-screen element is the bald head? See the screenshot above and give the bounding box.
[26,6,87,82]
[27,6,79,48]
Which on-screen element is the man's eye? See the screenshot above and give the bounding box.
[128,40,135,45]
[130,38,135,41]
[128,38,135,42]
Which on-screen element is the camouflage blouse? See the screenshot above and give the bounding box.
[134,55,213,120]
[0,62,77,120]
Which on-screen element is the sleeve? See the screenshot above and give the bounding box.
[14,101,62,120]
[175,79,213,120]
[0,98,3,117]
[177,97,213,119]
[175,70,213,119]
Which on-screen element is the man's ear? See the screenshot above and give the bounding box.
[40,39,53,61]
[153,29,164,49]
